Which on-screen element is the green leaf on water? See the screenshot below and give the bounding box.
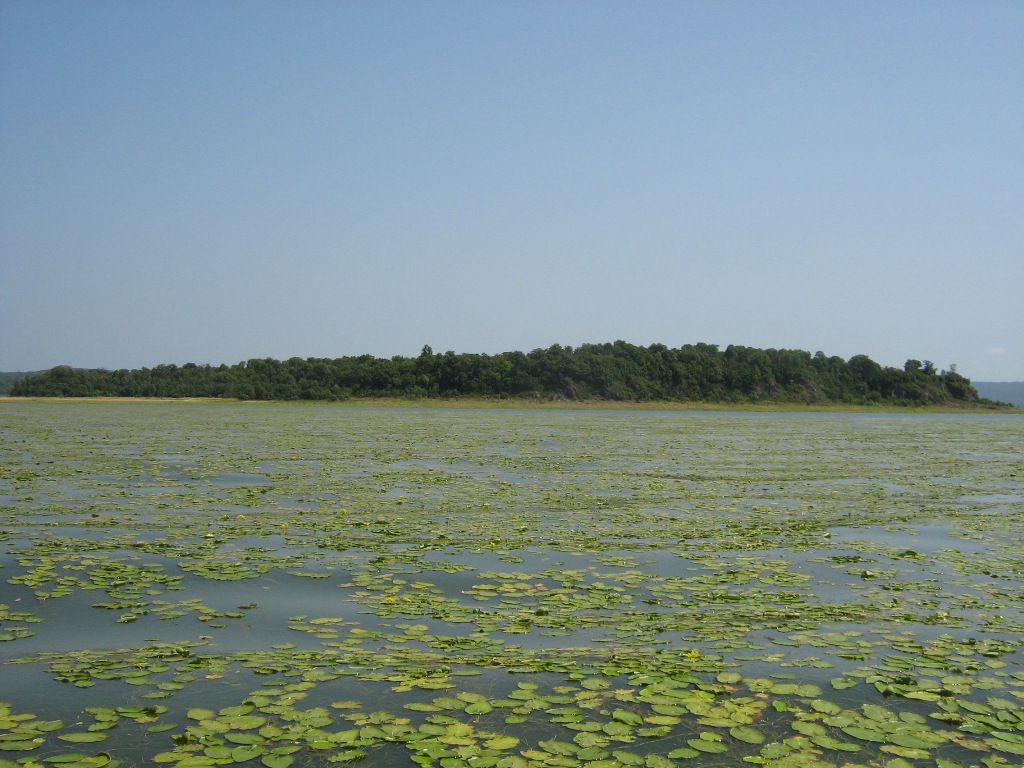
[687,738,728,753]
[404,703,441,712]
[224,715,266,730]
[730,726,764,744]
[42,757,90,765]
[842,725,888,743]
[666,747,700,759]
[611,709,643,726]
[880,744,931,759]
[811,734,861,752]
[231,745,265,762]
[260,755,294,768]
[58,734,108,744]
[0,738,42,751]
[225,733,262,745]
[484,736,519,750]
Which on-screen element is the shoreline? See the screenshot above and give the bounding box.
[2,395,1018,414]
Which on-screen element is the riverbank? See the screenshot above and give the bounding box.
[3,394,1018,413]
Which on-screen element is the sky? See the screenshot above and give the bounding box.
[1,2,1022,381]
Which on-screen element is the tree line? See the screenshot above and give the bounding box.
[0,371,34,395]
[7,341,992,406]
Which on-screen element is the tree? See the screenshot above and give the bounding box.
[7,342,986,405]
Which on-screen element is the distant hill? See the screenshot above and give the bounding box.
[4,342,1003,407]
[973,382,1024,408]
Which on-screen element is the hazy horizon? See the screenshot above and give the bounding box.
[2,3,1021,380]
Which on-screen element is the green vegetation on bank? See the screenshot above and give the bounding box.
[974,380,1024,408]
[8,341,995,406]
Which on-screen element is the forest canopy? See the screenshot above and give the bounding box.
[0,371,33,395]
[8,341,992,406]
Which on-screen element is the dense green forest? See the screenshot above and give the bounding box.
[7,341,997,406]
[0,371,33,396]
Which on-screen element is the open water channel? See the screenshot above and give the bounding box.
[1,401,1022,767]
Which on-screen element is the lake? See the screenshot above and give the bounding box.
[1,400,1022,767]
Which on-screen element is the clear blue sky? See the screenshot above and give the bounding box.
[2,1,1022,381]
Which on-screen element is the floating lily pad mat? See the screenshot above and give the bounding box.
[1,400,1023,767]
